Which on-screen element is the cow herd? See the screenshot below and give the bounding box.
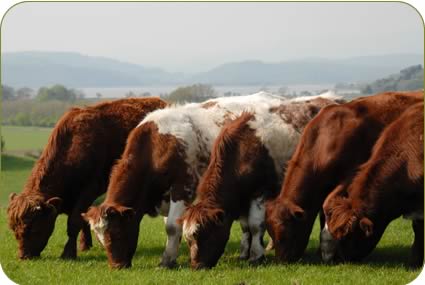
[6,90,424,270]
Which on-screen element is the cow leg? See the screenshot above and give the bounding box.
[61,212,82,259]
[317,209,326,256]
[159,199,186,268]
[239,216,252,260]
[248,196,266,264]
[409,219,424,268]
[79,222,92,251]
[61,179,100,259]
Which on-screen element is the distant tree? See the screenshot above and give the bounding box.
[36,84,78,101]
[363,85,373,94]
[125,91,136,98]
[167,84,217,103]
[16,87,34,100]
[1,136,5,152]
[299,90,312,97]
[400,65,422,80]
[277,86,289,96]
[141,92,151,97]
[96,92,102,99]
[2,85,15,100]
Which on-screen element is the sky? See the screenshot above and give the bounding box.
[1,2,423,73]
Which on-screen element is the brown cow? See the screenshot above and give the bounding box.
[321,102,423,268]
[266,91,423,262]
[82,92,315,269]
[7,97,166,260]
[181,96,341,269]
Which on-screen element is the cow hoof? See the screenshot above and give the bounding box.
[158,260,177,269]
[407,259,424,269]
[248,255,265,266]
[60,251,77,260]
[79,243,92,252]
[239,254,249,260]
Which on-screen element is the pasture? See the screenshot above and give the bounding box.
[0,126,422,284]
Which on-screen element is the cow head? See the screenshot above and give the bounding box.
[265,199,312,262]
[82,204,137,269]
[181,205,232,269]
[322,185,380,262]
[7,193,62,259]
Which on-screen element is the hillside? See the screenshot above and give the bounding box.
[360,65,424,94]
[1,51,182,87]
[1,51,423,88]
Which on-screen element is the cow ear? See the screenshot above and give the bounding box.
[9,193,17,202]
[289,203,305,221]
[105,206,118,217]
[117,206,135,218]
[46,197,62,211]
[359,217,374,237]
[81,212,88,222]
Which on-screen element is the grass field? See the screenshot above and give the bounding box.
[0,126,422,284]
[1,125,52,154]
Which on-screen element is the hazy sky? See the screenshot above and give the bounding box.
[2,2,423,73]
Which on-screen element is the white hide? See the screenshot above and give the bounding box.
[182,219,199,242]
[138,92,287,181]
[248,196,266,260]
[88,216,108,247]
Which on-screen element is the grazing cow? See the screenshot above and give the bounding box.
[181,96,341,269]
[7,98,166,260]
[82,92,306,269]
[266,91,423,262]
[321,102,424,268]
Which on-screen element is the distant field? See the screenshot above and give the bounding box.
[0,126,422,284]
[1,125,52,152]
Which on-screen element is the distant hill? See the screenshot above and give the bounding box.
[191,54,424,85]
[360,64,424,94]
[1,51,423,88]
[1,51,183,88]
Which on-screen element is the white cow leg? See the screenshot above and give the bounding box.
[248,196,266,264]
[159,199,186,268]
[239,216,251,260]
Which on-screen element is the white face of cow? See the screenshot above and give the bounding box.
[320,223,339,263]
[88,216,109,247]
[182,220,199,242]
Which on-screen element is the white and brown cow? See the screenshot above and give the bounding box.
[83,92,298,268]
[181,95,342,269]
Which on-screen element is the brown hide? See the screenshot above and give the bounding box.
[183,97,339,269]
[7,98,166,260]
[266,90,423,262]
[83,120,190,268]
[323,102,424,267]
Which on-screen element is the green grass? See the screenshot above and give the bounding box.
[1,125,52,152]
[0,127,422,284]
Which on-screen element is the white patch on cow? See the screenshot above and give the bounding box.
[138,92,287,182]
[239,216,250,259]
[183,220,199,241]
[88,216,108,247]
[248,93,339,179]
[290,90,342,102]
[320,222,338,262]
[403,210,424,220]
[248,196,266,261]
[162,200,186,264]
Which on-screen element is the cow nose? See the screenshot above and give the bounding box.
[320,227,338,263]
